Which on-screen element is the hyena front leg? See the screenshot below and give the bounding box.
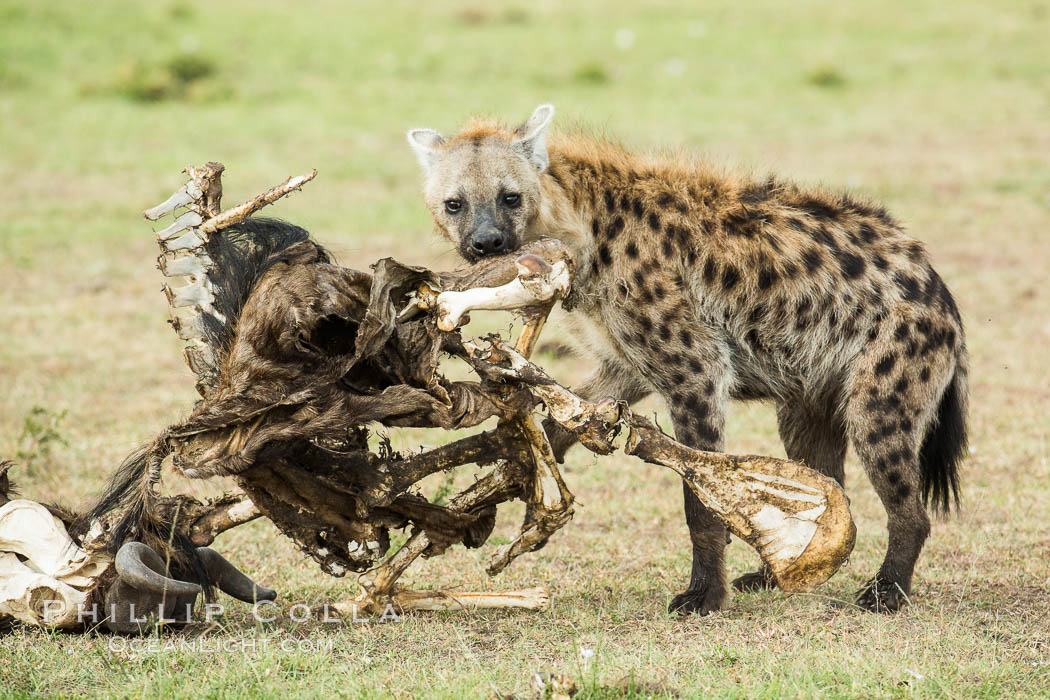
[544,358,652,462]
[625,333,732,615]
[659,364,731,616]
[734,397,849,592]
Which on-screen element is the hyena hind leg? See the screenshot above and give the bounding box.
[847,319,963,613]
[733,398,849,593]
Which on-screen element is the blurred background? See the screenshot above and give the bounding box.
[1,1,1048,694]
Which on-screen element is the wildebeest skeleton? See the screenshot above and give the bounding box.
[0,164,856,630]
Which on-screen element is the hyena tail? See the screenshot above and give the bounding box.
[919,356,968,514]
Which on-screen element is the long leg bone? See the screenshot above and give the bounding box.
[468,339,856,593]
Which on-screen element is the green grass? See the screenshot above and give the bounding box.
[2,0,1049,697]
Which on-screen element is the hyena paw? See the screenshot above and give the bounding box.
[732,568,777,593]
[855,576,909,613]
[668,583,727,616]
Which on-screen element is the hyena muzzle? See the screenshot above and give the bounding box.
[407,104,967,614]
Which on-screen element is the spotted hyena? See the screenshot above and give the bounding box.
[407,104,967,614]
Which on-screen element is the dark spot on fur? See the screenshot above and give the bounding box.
[748,303,767,323]
[783,262,800,279]
[661,239,674,258]
[858,223,878,244]
[603,189,616,211]
[647,212,661,232]
[689,358,702,373]
[875,354,897,376]
[758,266,778,290]
[693,420,720,445]
[887,470,901,485]
[939,283,961,321]
[796,197,841,221]
[598,244,612,266]
[721,265,740,291]
[679,329,694,348]
[703,258,718,284]
[632,198,644,219]
[896,273,921,302]
[724,205,766,238]
[895,375,910,393]
[590,219,601,238]
[802,248,823,273]
[873,253,889,270]
[608,216,625,240]
[625,241,639,258]
[894,323,910,341]
[836,249,867,279]
[840,193,896,227]
[900,417,913,433]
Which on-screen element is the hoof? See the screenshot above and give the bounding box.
[668,585,727,616]
[855,576,909,613]
[732,568,776,593]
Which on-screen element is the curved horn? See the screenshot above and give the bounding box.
[196,547,277,603]
[114,542,202,597]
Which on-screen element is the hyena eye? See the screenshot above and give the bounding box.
[444,199,462,214]
[502,193,521,208]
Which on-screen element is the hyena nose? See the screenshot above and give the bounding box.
[470,229,507,257]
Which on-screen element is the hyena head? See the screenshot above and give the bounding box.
[407,104,554,262]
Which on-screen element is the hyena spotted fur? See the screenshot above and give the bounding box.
[408,105,967,614]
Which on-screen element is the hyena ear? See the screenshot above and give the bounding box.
[406,128,446,176]
[513,103,554,172]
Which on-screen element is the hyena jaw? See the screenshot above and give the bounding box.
[410,105,967,615]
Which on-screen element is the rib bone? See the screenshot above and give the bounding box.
[155,211,204,241]
[161,229,208,253]
[159,254,210,279]
[142,181,202,221]
[164,278,216,309]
